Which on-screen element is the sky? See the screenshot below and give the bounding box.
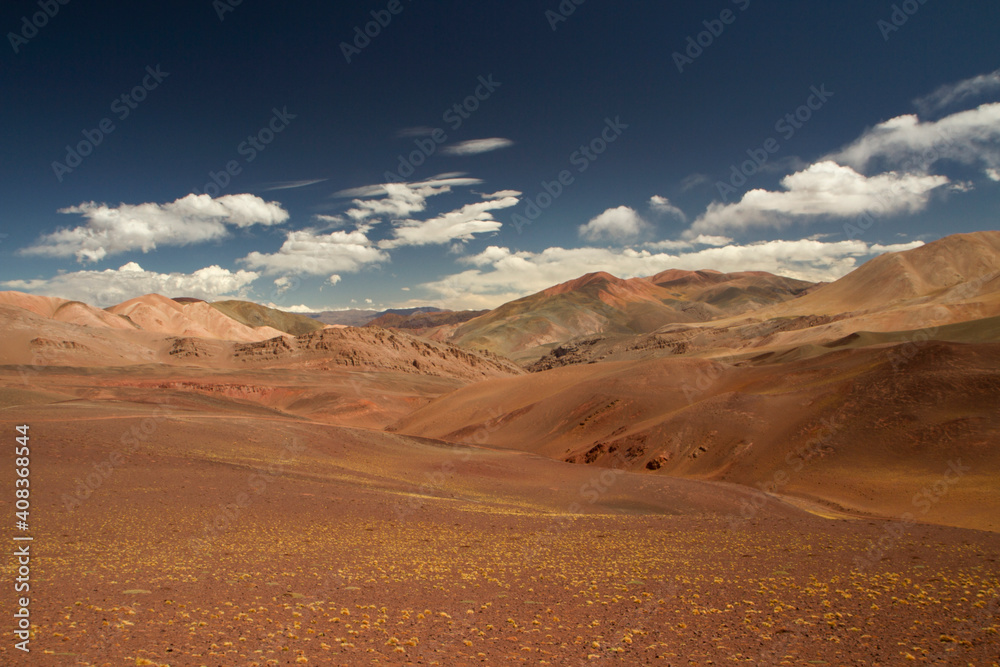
[2,1,999,312]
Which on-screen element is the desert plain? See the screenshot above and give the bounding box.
[2,232,1000,666]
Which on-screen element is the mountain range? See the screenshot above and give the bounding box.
[1,230,998,530]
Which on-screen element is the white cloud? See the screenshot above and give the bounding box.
[265,303,325,314]
[646,235,732,250]
[341,177,483,222]
[441,138,514,156]
[686,162,948,237]
[829,103,1000,173]
[2,262,260,306]
[241,228,388,276]
[380,193,519,249]
[22,194,289,263]
[327,274,342,285]
[273,276,296,294]
[483,189,522,199]
[649,196,687,222]
[680,173,711,191]
[914,70,1000,114]
[987,168,1000,182]
[420,239,915,309]
[579,206,651,242]
[263,179,327,191]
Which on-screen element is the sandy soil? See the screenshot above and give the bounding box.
[1,379,998,666]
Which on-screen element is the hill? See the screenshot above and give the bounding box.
[108,294,286,342]
[393,340,1000,531]
[210,300,326,335]
[442,270,813,361]
[366,309,487,330]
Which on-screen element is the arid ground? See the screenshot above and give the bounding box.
[2,233,999,665]
[2,370,999,666]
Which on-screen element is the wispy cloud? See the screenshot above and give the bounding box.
[396,126,437,138]
[914,69,1000,115]
[649,195,687,222]
[441,138,514,156]
[380,190,520,249]
[679,173,711,191]
[263,179,328,191]
[343,178,484,222]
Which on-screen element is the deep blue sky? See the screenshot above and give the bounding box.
[2,1,999,310]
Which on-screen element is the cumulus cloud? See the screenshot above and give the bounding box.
[578,206,651,242]
[679,100,1000,238]
[420,239,921,309]
[441,138,514,156]
[914,70,1000,115]
[1,262,260,306]
[22,194,289,263]
[686,162,948,237]
[649,196,687,222]
[241,228,388,276]
[987,168,1000,182]
[829,103,1000,173]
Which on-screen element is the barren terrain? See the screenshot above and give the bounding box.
[1,233,999,664]
[2,382,999,665]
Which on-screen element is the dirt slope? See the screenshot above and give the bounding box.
[394,341,1000,532]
